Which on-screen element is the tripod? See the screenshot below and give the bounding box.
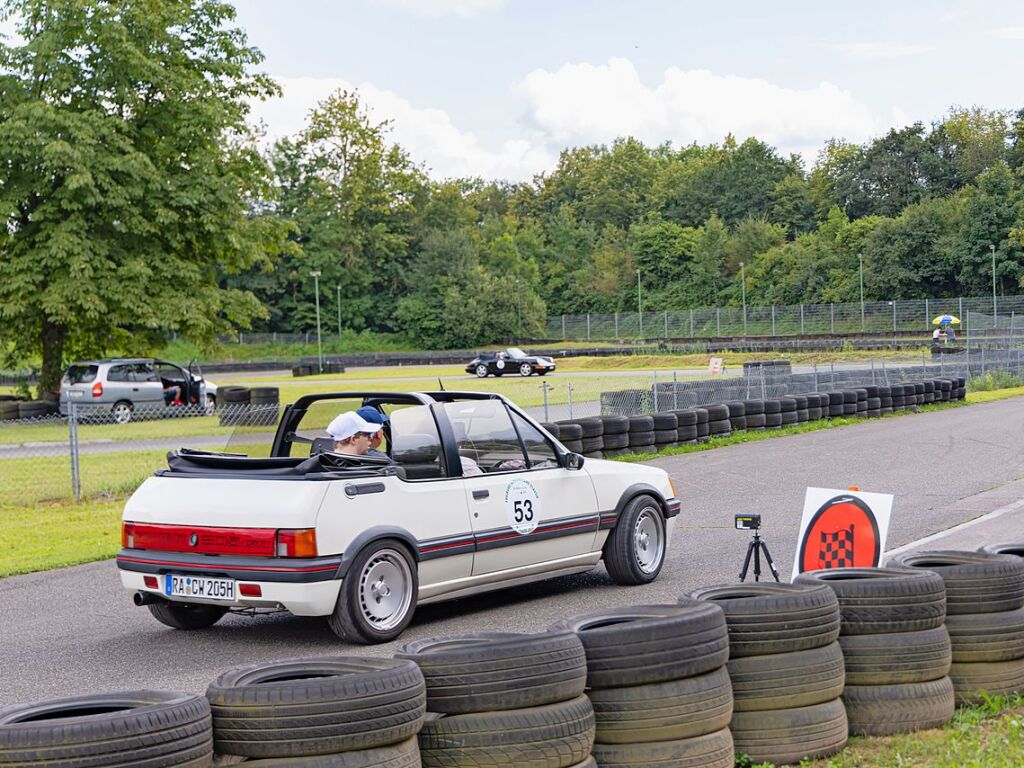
[738,528,780,583]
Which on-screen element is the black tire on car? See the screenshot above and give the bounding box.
[111,399,134,424]
[0,691,213,768]
[550,601,729,689]
[417,695,594,768]
[590,727,734,768]
[396,632,587,714]
[206,657,425,758]
[148,601,228,630]
[602,494,666,585]
[475,364,489,378]
[886,550,1024,615]
[687,583,841,657]
[328,539,418,644]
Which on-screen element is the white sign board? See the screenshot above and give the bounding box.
[791,487,894,578]
[708,357,724,376]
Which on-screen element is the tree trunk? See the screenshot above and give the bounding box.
[39,319,67,397]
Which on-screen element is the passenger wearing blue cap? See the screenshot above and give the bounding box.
[356,406,390,459]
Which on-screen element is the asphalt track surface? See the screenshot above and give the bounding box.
[2,396,1022,705]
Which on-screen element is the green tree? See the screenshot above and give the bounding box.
[0,0,290,392]
[954,162,1024,298]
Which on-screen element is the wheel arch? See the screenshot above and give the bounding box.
[336,526,420,578]
[602,483,673,531]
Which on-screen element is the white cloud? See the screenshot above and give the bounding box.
[250,76,554,180]
[827,42,934,59]
[991,26,1024,40]
[517,58,887,161]
[371,0,504,17]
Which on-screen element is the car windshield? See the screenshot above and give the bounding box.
[507,347,528,358]
[65,364,98,384]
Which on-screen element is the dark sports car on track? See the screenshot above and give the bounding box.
[466,348,557,378]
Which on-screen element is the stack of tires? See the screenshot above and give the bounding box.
[17,400,52,420]
[652,412,678,450]
[600,415,630,457]
[541,422,560,441]
[292,363,315,377]
[889,550,1024,705]
[627,415,656,454]
[671,409,700,444]
[794,567,954,736]
[206,657,425,765]
[853,388,867,417]
[398,632,596,768]
[688,583,848,766]
[218,386,251,426]
[922,380,936,404]
[839,390,857,417]
[693,407,710,441]
[793,394,809,423]
[807,392,827,420]
[743,399,766,430]
[0,691,214,767]
[956,376,967,400]
[558,421,584,454]
[864,385,881,417]
[552,603,734,768]
[764,399,783,429]
[724,401,746,432]
[705,404,731,438]
[248,386,280,427]
[779,396,798,427]
[878,385,893,414]
[825,391,844,418]
[557,417,604,458]
[891,384,908,411]
[0,400,19,421]
[937,379,953,402]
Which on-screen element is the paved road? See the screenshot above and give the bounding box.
[2,396,1021,704]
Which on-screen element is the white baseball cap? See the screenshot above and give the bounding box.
[326,411,382,441]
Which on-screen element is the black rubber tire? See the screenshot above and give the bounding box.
[581,435,604,453]
[980,542,1024,558]
[704,403,729,420]
[729,698,847,766]
[541,422,561,440]
[672,409,698,427]
[602,432,629,450]
[780,410,799,425]
[590,727,733,768]
[696,421,710,437]
[327,539,418,644]
[843,678,955,736]
[148,601,227,630]
[793,395,808,410]
[627,415,654,433]
[628,431,655,448]
[793,567,947,634]
[576,418,603,438]
[0,691,212,767]
[763,399,781,414]
[866,397,881,410]
[708,419,731,435]
[557,423,583,441]
[395,632,586,714]
[842,403,858,415]
[653,429,677,444]
[588,666,732,744]
[745,413,766,429]
[241,737,421,767]
[796,408,810,422]
[827,404,844,417]
[729,415,748,431]
[549,601,729,689]
[206,657,425,758]
[600,415,629,434]
[945,607,1024,662]
[677,425,699,442]
[417,695,594,768]
[840,626,952,685]
[728,642,845,712]
[220,385,251,403]
[949,658,1024,705]
[887,550,1024,614]
[562,439,583,454]
[651,412,677,430]
[725,400,745,417]
[602,494,666,585]
[778,397,797,412]
[687,583,841,657]
[764,412,783,428]
[691,407,710,424]
[744,399,765,414]
[250,386,280,402]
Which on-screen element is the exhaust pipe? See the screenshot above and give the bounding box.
[133,591,166,607]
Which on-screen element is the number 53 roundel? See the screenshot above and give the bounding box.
[504,478,540,535]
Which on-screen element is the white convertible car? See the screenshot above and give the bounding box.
[117,391,679,643]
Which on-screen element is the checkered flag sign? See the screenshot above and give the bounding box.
[818,524,855,569]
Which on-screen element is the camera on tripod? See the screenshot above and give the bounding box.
[735,514,761,531]
[735,513,779,583]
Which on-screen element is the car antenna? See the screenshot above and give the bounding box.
[437,378,446,391]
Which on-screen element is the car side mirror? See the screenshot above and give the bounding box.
[564,452,585,471]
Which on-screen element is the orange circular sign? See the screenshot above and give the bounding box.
[798,495,881,573]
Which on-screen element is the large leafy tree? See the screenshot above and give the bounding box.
[0,0,289,392]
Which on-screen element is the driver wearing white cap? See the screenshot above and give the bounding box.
[326,411,391,459]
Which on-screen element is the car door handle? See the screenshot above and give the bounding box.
[472,490,489,500]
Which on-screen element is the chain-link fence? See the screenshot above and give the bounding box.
[549,294,1024,341]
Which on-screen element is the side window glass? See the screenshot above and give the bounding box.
[388,405,446,480]
[442,401,527,474]
[107,365,128,382]
[510,412,559,469]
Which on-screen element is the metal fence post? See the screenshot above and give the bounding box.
[567,382,573,419]
[813,363,819,391]
[664,310,669,338]
[68,401,81,502]
[830,361,835,387]
[871,359,875,385]
[924,298,929,330]
[586,313,591,341]
[651,371,658,412]
[689,309,694,338]
[541,382,549,422]
[760,368,767,400]
[881,358,887,384]
[672,372,679,410]
[982,347,986,376]
[614,312,619,338]
[716,308,721,336]
[959,297,963,326]
[892,301,897,333]
[800,304,805,334]
[771,305,776,336]
[561,315,566,340]
[830,303,835,335]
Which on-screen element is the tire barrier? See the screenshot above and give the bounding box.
[687,583,847,764]
[794,567,954,736]
[398,632,595,767]
[217,385,280,427]
[888,550,1024,705]
[551,602,734,768]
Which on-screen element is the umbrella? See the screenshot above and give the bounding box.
[932,314,960,325]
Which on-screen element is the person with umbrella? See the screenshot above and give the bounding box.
[932,314,960,343]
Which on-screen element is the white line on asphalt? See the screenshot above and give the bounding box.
[885,496,1024,557]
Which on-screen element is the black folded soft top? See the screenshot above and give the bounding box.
[158,449,394,480]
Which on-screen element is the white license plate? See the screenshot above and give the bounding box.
[164,574,235,601]
[68,390,84,398]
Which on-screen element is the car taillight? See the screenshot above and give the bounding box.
[238,583,262,597]
[276,529,317,558]
[143,575,158,589]
[91,382,103,398]
[122,521,135,548]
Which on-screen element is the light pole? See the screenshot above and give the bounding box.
[336,285,342,337]
[740,261,747,336]
[637,269,643,338]
[858,253,865,332]
[991,243,997,319]
[310,270,323,373]
[514,276,522,337]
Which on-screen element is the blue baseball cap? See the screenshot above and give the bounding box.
[356,406,389,425]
